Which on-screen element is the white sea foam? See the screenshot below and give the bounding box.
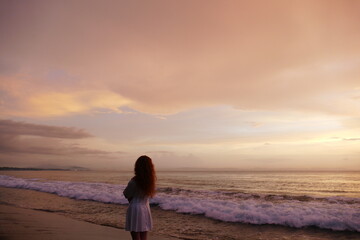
[0,175,128,204]
[1,175,359,232]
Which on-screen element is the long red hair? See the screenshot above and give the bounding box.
[134,155,156,197]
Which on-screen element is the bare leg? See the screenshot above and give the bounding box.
[131,232,140,240]
[140,231,147,240]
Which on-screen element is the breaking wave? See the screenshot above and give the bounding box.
[1,175,359,232]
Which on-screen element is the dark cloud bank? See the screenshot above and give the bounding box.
[0,119,108,160]
[0,119,92,139]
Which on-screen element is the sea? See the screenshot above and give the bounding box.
[0,170,359,240]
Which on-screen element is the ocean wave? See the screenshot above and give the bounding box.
[157,187,360,204]
[0,175,359,232]
[0,175,128,204]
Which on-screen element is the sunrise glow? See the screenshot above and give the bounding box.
[0,0,359,170]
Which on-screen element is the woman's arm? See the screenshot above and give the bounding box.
[123,179,136,202]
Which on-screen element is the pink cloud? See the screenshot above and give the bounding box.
[0,1,359,117]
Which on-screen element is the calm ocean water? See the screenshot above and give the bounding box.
[0,170,359,239]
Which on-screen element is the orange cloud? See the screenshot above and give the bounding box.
[26,90,132,117]
[0,73,132,117]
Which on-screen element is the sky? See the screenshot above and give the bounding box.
[0,0,359,170]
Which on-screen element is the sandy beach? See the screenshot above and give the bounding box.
[1,174,359,240]
[0,204,176,240]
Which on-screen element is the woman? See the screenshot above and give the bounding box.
[123,155,156,240]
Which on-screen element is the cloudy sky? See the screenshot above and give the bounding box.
[0,0,359,170]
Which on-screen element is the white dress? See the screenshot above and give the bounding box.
[123,179,153,232]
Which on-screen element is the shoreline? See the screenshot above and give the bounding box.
[1,175,359,240]
[0,204,176,240]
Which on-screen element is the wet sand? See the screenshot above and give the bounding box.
[0,204,176,240]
